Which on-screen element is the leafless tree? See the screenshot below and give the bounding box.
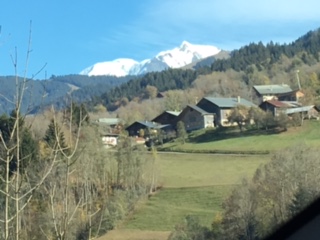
[0,21,51,240]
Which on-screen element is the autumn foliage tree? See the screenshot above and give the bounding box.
[227,105,250,131]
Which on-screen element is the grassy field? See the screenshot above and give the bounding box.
[97,230,171,240]
[161,120,320,153]
[121,153,269,231]
[158,153,268,188]
[123,185,232,231]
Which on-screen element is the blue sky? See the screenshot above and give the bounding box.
[0,0,319,78]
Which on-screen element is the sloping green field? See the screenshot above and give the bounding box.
[162,120,320,153]
[122,153,268,231]
[124,185,232,231]
[158,153,268,188]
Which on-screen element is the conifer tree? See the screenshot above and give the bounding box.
[44,119,68,153]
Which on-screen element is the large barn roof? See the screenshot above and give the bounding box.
[203,97,256,108]
[253,84,292,95]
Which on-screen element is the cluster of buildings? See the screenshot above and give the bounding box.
[98,84,319,147]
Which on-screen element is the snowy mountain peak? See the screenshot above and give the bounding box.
[80,41,221,77]
[180,40,192,50]
[80,58,138,77]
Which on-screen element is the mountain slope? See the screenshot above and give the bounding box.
[0,75,134,114]
[80,41,221,77]
[182,50,231,70]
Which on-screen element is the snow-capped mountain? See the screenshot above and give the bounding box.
[80,58,138,77]
[80,41,221,77]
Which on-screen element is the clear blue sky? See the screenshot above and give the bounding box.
[0,0,319,78]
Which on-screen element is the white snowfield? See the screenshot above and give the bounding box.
[80,41,221,77]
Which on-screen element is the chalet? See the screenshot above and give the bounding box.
[94,118,123,134]
[196,97,256,126]
[152,111,181,125]
[175,105,214,132]
[125,121,173,137]
[259,100,292,116]
[259,99,319,119]
[253,84,293,102]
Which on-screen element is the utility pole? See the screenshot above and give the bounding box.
[296,70,301,90]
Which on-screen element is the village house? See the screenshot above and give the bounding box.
[259,100,293,116]
[94,117,123,133]
[175,105,214,132]
[253,84,294,102]
[196,97,256,126]
[259,100,318,119]
[125,121,173,137]
[151,110,181,125]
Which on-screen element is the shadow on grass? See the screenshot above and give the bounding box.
[188,126,285,144]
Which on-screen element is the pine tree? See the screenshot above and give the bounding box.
[44,119,68,153]
[64,102,90,128]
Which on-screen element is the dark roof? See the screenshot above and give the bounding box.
[187,105,210,115]
[165,111,181,116]
[253,84,292,95]
[203,97,256,108]
[151,111,181,123]
[100,133,119,137]
[127,121,171,130]
[156,92,166,98]
[136,121,159,128]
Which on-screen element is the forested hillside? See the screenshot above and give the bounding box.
[90,28,320,125]
[211,29,320,72]
[97,68,204,111]
[0,74,133,114]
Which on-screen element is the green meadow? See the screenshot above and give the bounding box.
[161,121,320,153]
[101,120,320,239]
[123,153,269,231]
